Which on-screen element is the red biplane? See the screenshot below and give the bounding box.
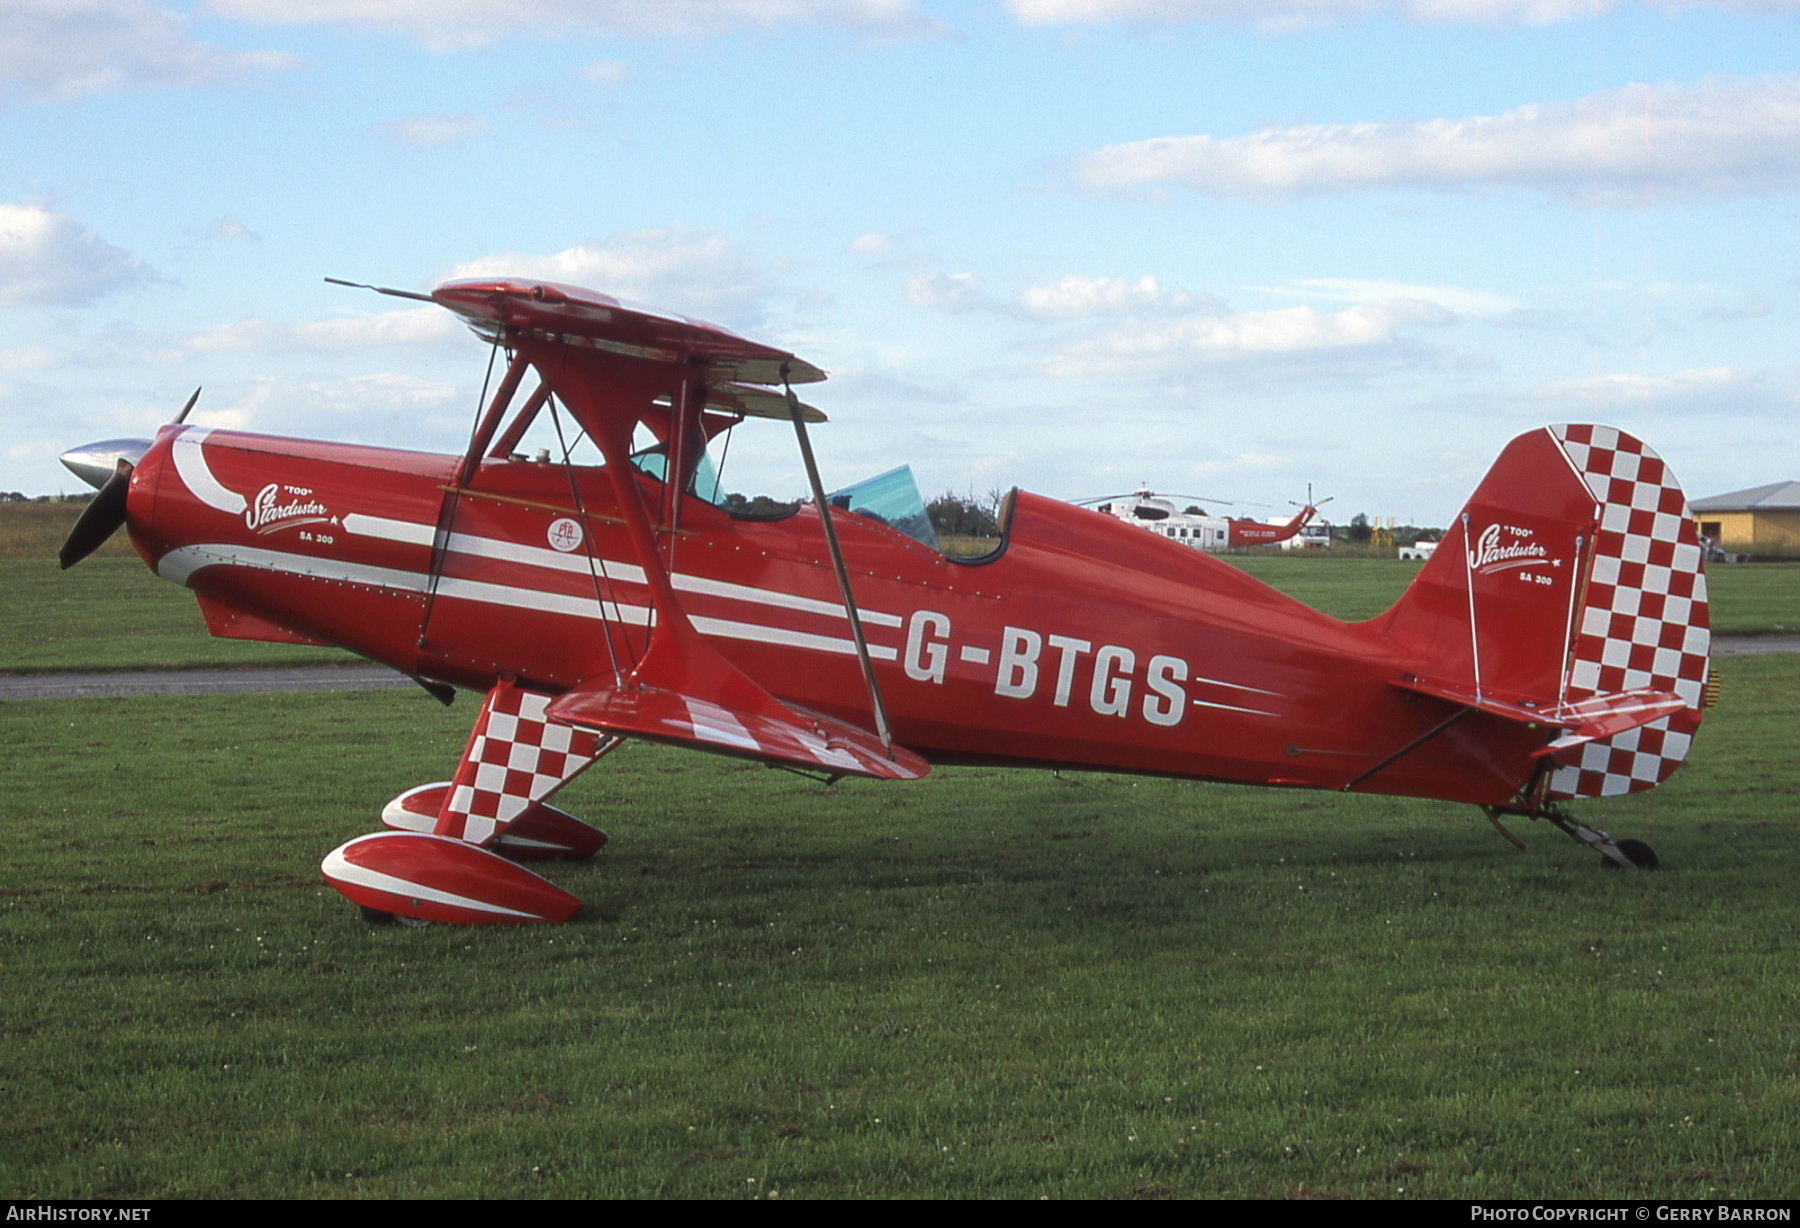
[58,277,1715,925]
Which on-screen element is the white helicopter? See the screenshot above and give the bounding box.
[1076,486,1331,551]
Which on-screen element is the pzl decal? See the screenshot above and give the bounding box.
[548,517,584,553]
[245,483,335,535]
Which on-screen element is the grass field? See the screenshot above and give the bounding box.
[2,502,1795,1199]
[1,656,1794,1199]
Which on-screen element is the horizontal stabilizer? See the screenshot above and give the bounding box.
[1532,690,1690,756]
[548,680,929,781]
[1392,675,1684,753]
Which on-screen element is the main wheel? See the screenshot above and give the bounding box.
[1601,838,1659,870]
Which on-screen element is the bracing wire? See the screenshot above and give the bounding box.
[420,338,503,646]
[708,416,741,507]
[547,393,627,684]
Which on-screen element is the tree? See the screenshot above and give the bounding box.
[721,492,800,518]
[1347,512,1372,543]
[926,490,1000,539]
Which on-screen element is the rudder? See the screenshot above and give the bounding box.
[1376,424,1711,801]
[1542,424,1711,798]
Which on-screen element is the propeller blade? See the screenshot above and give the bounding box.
[173,386,201,424]
[58,460,133,570]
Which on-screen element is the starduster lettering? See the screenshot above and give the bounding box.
[246,483,333,535]
[1469,522,1549,573]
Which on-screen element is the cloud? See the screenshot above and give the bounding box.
[375,113,491,147]
[207,217,260,241]
[850,232,898,255]
[442,230,771,326]
[190,372,463,433]
[906,271,1208,318]
[296,372,463,413]
[1074,75,1800,202]
[0,344,62,372]
[905,272,991,312]
[203,0,940,51]
[1,0,296,102]
[580,59,629,87]
[0,204,155,307]
[1007,0,1794,29]
[1047,300,1455,377]
[175,232,770,374]
[1019,274,1204,318]
[1538,366,1773,412]
[183,307,461,355]
[1267,275,1519,315]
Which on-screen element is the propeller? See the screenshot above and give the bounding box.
[58,458,134,569]
[56,387,200,569]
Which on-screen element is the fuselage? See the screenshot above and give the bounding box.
[122,424,1543,806]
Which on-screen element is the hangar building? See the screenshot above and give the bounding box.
[1691,481,1800,552]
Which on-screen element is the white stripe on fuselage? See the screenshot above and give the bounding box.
[341,513,902,628]
[155,543,891,659]
[167,429,894,630]
[172,427,248,516]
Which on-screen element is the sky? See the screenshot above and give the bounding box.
[2,0,1796,527]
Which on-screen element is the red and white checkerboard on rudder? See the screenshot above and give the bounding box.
[1544,425,1711,801]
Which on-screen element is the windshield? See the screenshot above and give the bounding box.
[631,442,937,549]
[827,464,940,552]
[630,444,732,508]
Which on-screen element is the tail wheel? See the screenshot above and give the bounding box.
[1600,838,1659,871]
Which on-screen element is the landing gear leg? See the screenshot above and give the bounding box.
[1540,808,1659,870]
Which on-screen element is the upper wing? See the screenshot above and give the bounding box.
[409,275,921,781]
[657,382,825,424]
[431,278,827,385]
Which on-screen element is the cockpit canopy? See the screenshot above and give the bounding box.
[632,444,939,553]
[827,465,939,552]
